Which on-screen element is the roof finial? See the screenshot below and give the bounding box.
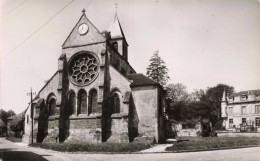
[82,8,86,14]
[115,3,118,14]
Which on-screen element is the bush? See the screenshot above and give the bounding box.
[30,142,152,152]
[10,116,24,138]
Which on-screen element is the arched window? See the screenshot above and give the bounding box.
[89,89,98,114]
[78,90,87,114]
[68,92,76,115]
[113,42,118,52]
[49,98,56,116]
[111,93,120,113]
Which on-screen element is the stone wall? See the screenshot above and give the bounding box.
[107,44,135,75]
[171,122,202,137]
[217,131,260,137]
[107,116,129,143]
[64,116,102,143]
[131,86,159,142]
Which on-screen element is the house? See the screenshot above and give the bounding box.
[6,111,26,137]
[221,89,260,131]
[23,10,166,144]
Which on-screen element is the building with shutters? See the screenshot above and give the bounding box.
[221,89,260,131]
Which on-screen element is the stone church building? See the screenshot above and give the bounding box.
[23,10,166,144]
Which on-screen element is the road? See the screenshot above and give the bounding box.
[0,138,259,161]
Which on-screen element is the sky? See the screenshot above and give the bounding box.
[1,0,260,113]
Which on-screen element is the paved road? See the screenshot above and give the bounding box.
[0,138,259,161]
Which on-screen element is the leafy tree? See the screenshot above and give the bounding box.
[165,83,234,130]
[165,83,190,120]
[0,109,16,124]
[166,83,189,103]
[146,50,170,86]
[10,115,24,138]
[200,84,234,129]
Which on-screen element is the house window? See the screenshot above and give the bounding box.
[256,118,260,127]
[228,107,233,115]
[240,95,247,101]
[111,93,120,113]
[68,92,76,115]
[242,118,246,127]
[241,106,246,114]
[49,99,56,116]
[113,42,118,52]
[229,119,233,128]
[89,89,98,114]
[78,90,87,114]
[27,115,29,124]
[255,105,260,114]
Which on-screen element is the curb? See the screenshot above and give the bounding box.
[4,138,260,155]
[162,145,260,154]
[28,145,260,155]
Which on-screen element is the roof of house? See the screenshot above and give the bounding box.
[0,119,6,127]
[126,73,159,87]
[6,108,27,120]
[230,89,260,97]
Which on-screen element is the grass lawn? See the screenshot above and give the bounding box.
[31,142,152,152]
[166,136,260,151]
[6,137,22,142]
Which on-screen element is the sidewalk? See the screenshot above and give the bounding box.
[140,144,172,153]
[14,142,28,147]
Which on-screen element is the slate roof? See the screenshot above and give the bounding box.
[126,73,159,87]
[230,89,260,97]
[7,108,27,120]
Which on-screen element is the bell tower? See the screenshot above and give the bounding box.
[108,13,128,61]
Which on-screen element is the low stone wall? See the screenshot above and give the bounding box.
[171,122,202,137]
[178,129,198,137]
[217,131,260,137]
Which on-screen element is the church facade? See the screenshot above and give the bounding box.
[23,10,166,144]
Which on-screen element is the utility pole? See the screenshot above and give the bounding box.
[27,88,36,144]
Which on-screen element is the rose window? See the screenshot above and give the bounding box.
[68,53,99,86]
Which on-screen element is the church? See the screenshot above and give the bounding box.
[23,10,166,144]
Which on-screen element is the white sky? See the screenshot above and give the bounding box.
[1,0,260,113]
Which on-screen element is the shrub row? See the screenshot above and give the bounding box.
[30,142,152,152]
[166,137,260,151]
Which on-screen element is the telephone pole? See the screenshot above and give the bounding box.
[27,88,36,144]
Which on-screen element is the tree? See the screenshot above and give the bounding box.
[166,83,190,103]
[165,83,196,121]
[200,84,234,129]
[146,50,170,86]
[10,115,24,138]
[0,109,16,124]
